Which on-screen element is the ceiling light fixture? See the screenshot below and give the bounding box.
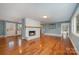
[43,16,48,19]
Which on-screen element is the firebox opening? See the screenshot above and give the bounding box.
[29,31,35,36]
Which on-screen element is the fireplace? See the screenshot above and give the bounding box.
[29,31,36,36]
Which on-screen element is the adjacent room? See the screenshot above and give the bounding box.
[0,3,79,55]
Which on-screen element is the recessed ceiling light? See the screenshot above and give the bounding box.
[43,16,47,19]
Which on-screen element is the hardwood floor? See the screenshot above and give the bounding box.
[0,35,77,55]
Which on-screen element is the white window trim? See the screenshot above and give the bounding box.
[72,15,79,37]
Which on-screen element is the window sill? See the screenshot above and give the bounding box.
[73,33,79,37]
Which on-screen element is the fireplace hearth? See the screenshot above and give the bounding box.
[29,31,35,36]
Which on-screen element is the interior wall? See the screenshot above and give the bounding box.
[70,5,79,54]
[42,21,70,36]
[0,20,22,36]
[21,19,26,39]
[0,21,5,35]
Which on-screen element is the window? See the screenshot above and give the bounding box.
[48,24,56,29]
[17,24,22,30]
[72,14,79,36]
[76,14,79,33]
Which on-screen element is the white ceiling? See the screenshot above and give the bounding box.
[0,3,77,23]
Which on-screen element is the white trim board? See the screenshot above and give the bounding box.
[69,36,79,55]
[44,33,62,37]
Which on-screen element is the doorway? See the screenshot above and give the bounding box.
[61,23,69,39]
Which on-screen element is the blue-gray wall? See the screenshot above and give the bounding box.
[21,19,26,39]
[42,21,70,35]
[43,23,61,35]
[0,20,22,36]
[0,21,5,35]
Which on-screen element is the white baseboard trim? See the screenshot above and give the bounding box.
[44,33,62,37]
[69,37,79,55]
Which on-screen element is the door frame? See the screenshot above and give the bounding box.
[61,23,70,36]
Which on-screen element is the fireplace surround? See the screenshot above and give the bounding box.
[22,18,40,40]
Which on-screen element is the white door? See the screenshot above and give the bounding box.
[61,23,69,39]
